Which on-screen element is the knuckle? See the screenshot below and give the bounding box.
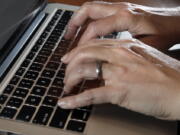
[77,67,85,78]
[80,2,93,15]
[82,2,93,8]
[87,22,98,34]
[119,65,129,75]
[118,2,130,7]
[119,2,136,8]
[118,9,133,18]
[75,47,93,60]
[76,50,87,60]
[117,46,129,54]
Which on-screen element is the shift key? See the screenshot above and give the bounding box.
[33,106,53,125]
[49,107,70,128]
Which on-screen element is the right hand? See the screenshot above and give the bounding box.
[65,1,180,51]
[59,39,180,120]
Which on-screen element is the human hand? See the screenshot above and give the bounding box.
[58,39,180,120]
[65,1,180,51]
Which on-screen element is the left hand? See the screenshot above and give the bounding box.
[65,1,180,51]
[58,39,180,120]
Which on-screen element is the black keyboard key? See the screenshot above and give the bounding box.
[59,40,71,48]
[52,78,64,87]
[41,31,48,39]
[9,76,20,85]
[34,55,48,64]
[49,19,56,26]
[45,25,52,32]
[50,55,62,62]
[33,106,53,125]
[3,85,14,94]
[49,33,60,38]
[71,110,90,121]
[52,16,58,22]
[30,63,43,72]
[16,105,36,122]
[51,29,62,36]
[50,107,70,128]
[55,23,65,31]
[56,9,62,14]
[46,62,59,70]
[13,88,28,98]
[26,51,36,60]
[36,77,51,87]
[16,68,26,76]
[41,69,55,78]
[104,34,115,39]
[19,79,34,89]
[31,86,46,96]
[112,32,118,36]
[46,38,57,45]
[21,60,31,68]
[54,47,67,55]
[37,38,44,45]
[56,43,67,49]
[43,43,55,50]
[57,70,65,78]
[42,96,58,107]
[0,95,8,104]
[79,106,92,111]
[24,71,39,80]
[48,87,62,97]
[39,49,52,56]
[31,44,41,52]
[59,11,73,24]
[60,63,67,70]
[25,96,41,106]
[67,120,85,133]
[7,97,23,108]
[47,36,58,43]
[0,107,17,119]
[53,12,61,20]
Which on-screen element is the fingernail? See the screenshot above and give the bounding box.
[61,53,69,62]
[58,100,71,109]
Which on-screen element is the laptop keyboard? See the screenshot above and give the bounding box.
[0,9,118,134]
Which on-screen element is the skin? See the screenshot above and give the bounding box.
[65,1,180,51]
[58,2,180,120]
[59,39,180,120]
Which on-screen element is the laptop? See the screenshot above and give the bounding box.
[0,0,177,135]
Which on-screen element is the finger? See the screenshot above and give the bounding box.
[58,86,112,109]
[64,62,121,94]
[78,10,137,45]
[64,2,117,39]
[78,15,119,45]
[76,8,137,44]
[63,63,98,92]
[62,39,137,63]
[130,45,165,65]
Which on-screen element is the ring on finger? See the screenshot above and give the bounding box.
[96,61,103,80]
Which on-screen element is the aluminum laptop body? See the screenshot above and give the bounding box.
[0,0,177,135]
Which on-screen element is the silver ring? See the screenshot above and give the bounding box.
[96,61,103,80]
